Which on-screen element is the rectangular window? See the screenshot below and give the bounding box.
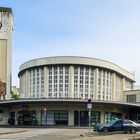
[126,95,136,103]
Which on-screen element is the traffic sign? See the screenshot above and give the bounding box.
[87,103,92,109]
[87,98,92,104]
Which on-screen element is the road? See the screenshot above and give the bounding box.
[0,128,139,140]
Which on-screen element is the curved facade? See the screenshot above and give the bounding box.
[0,56,137,127]
[18,56,135,102]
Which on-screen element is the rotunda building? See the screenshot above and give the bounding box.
[13,56,137,126]
[18,56,135,102]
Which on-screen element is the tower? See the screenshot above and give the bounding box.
[0,7,14,99]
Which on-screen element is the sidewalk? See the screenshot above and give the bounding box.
[0,128,27,135]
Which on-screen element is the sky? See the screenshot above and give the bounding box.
[0,0,140,87]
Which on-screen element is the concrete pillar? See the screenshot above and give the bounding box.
[88,68,91,99]
[25,71,29,98]
[68,110,74,126]
[19,76,22,98]
[15,110,18,125]
[36,109,41,125]
[100,111,105,124]
[121,78,125,102]
[69,66,74,98]
[95,68,99,100]
[44,67,48,98]
[112,73,116,101]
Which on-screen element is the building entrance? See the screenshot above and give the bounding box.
[74,111,100,126]
[41,110,68,125]
[18,110,37,126]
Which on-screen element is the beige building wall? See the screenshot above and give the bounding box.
[0,39,7,82]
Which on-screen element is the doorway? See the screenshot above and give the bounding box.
[18,110,37,126]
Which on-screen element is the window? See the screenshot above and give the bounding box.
[126,95,136,103]
[113,121,122,127]
[123,120,133,124]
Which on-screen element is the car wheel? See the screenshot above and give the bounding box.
[130,127,136,134]
[102,127,109,133]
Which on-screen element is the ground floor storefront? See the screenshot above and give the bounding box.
[0,99,140,126]
[8,110,123,126]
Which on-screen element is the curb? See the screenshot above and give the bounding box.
[0,130,26,135]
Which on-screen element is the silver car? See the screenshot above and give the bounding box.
[95,119,140,134]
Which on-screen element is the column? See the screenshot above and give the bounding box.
[88,68,91,99]
[69,66,74,98]
[19,76,22,98]
[100,70,103,100]
[83,67,85,99]
[121,78,125,102]
[25,71,29,98]
[68,110,74,126]
[100,111,105,124]
[112,73,116,101]
[44,67,48,98]
[36,109,41,125]
[15,110,18,125]
[95,68,98,100]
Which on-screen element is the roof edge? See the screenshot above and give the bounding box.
[0,7,12,14]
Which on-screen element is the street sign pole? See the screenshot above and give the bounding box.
[88,108,91,133]
[87,98,92,133]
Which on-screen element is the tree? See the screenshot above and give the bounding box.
[10,91,19,100]
[0,79,6,100]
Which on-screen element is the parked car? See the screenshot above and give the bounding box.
[95,119,140,134]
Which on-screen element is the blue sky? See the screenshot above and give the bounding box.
[0,0,140,87]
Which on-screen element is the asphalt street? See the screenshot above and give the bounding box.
[0,128,140,140]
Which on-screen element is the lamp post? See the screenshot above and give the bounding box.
[44,107,47,125]
[87,98,92,133]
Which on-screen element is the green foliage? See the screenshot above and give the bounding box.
[10,91,19,100]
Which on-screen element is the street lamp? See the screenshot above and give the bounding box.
[87,98,92,133]
[44,107,47,125]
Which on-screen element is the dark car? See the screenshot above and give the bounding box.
[95,119,140,134]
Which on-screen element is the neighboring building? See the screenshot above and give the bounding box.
[125,89,140,104]
[124,89,140,123]
[0,7,14,99]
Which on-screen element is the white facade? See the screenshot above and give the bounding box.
[0,7,14,98]
[18,56,135,102]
